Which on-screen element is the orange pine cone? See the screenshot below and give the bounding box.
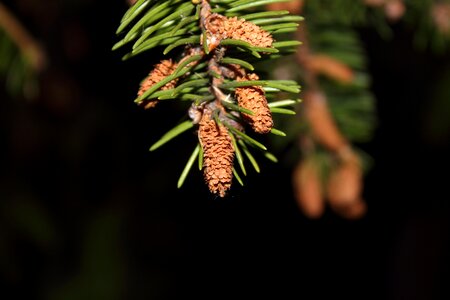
[303,90,348,152]
[198,109,235,197]
[205,14,274,50]
[235,73,273,134]
[223,17,273,48]
[137,59,178,109]
[292,157,325,219]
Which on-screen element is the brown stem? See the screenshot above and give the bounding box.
[209,52,229,118]
[200,0,212,29]
[0,3,46,72]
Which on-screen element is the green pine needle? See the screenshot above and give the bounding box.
[233,168,245,186]
[136,75,176,103]
[202,34,209,55]
[220,80,300,94]
[272,40,302,48]
[268,99,300,108]
[252,15,304,26]
[120,0,147,23]
[132,28,193,54]
[220,39,262,52]
[172,78,210,96]
[169,15,198,36]
[124,1,177,42]
[221,99,254,115]
[133,2,195,49]
[240,10,290,20]
[230,133,247,176]
[251,46,279,53]
[123,36,182,59]
[173,54,204,76]
[228,0,293,12]
[220,57,254,71]
[149,120,194,151]
[225,125,267,151]
[198,145,204,171]
[117,0,151,34]
[211,0,235,4]
[238,140,260,173]
[270,128,287,136]
[271,27,299,34]
[135,54,203,102]
[269,107,296,115]
[264,152,278,163]
[261,23,299,32]
[177,144,200,188]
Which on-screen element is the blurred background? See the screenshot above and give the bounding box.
[1,0,449,299]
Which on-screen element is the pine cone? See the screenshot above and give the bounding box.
[223,17,273,48]
[198,108,235,197]
[235,73,273,134]
[137,59,178,109]
[205,15,274,50]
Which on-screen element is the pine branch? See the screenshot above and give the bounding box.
[113,0,302,197]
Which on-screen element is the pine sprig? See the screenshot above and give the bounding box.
[113,0,302,197]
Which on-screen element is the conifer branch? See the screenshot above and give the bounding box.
[114,0,302,197]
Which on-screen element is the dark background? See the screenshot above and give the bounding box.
[1,0,449,299]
